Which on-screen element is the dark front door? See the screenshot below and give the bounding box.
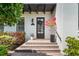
[36,17,45,39]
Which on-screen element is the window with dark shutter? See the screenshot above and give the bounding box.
[16,17,24,32]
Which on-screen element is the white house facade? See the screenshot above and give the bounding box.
[56,3,78,53]
[0,3,78,53]
[3,11,55,40]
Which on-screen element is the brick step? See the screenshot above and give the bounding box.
[22,43,58,46]
[16,47,60,50]
[25,43,57,45]
[14,39,62,56]
[36,50,60,53]
[15,48,60,53]
[20,45,59,48]
[27,39,50,43]
[35,50,62,56]
[15,49,36,52]
[27,41,57,43]
[9,51,62,56]
[11,52,48,56]
[15,50,60,55]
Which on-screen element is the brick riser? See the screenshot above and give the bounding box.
[15,49,60,53]
[15,49,35,52]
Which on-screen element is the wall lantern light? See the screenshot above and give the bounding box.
[31,18,35,25]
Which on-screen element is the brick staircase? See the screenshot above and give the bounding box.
[14,39,62,56]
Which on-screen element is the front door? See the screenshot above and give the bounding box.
[36,17,45,39]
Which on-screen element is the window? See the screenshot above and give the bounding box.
[0,24,4,32]
[16,17,24,32]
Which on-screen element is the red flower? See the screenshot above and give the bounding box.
[45,16,56,27]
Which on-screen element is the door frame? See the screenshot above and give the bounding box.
[36,17,45,39]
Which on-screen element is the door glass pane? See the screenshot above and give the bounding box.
[37,17,45,39]
[37,19,43,33]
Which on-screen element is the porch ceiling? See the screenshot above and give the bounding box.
[23,4,56,14]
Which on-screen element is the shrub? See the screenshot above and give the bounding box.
[10,32,25,45]
[0,45,8,56]
[0,35,16,50]
[0,35,16,45]
[0,32,25,45]
[0,32,25,50]
[63,36,79,56]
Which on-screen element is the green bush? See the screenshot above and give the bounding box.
[0,35,16,50]
[63,36,79,56]
[0,32,25,45]
[0,45,8,56]
[9,32,25,45]
[0,32,25,50]
[0,3,23,26]
[0,35,16,45]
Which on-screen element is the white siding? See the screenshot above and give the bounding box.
[56,3,78,53]
[4,25,16,32]
[24,12,54,40]
[56,4,64,53]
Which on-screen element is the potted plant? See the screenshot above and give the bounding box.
[45,16,56,42]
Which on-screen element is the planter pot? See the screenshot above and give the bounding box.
[50,34,56,42]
